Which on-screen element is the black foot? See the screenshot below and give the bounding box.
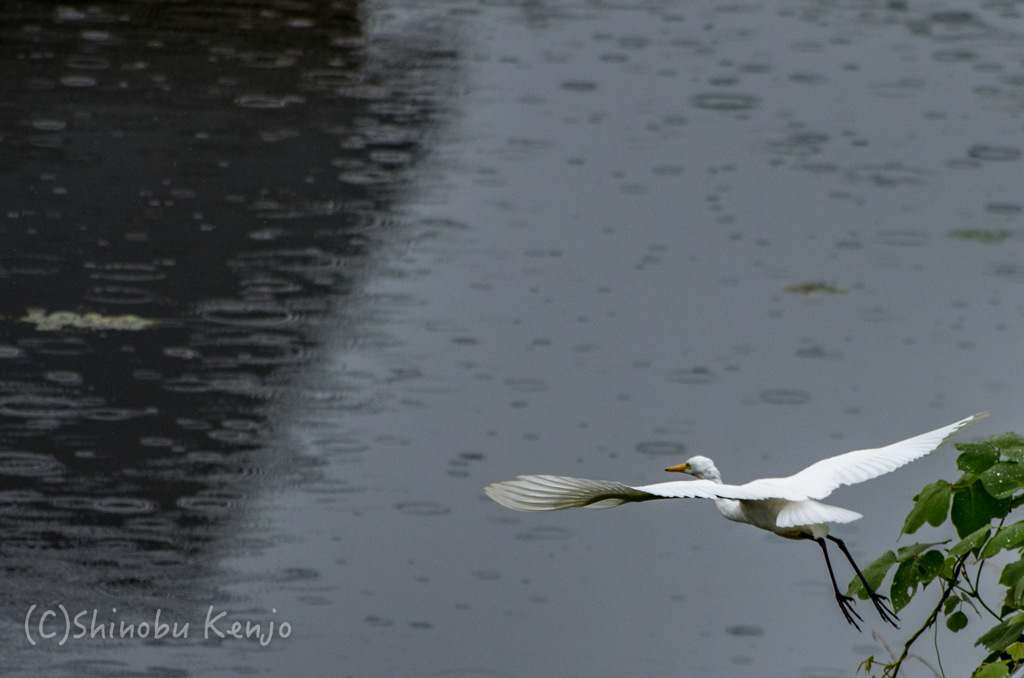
[835,592,864,631]
[825,534,901,629]
[866,589,900,628]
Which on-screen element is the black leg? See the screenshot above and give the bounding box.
[827,535,899,628]
[800,533,864,631]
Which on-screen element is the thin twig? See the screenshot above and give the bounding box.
[872,627,941,677]
[956,558,1002,620]
[933,611,945,678]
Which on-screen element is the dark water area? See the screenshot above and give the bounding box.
[0,1,456,672]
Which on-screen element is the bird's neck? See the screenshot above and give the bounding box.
[699,466,724,484]
[700,466,745,522]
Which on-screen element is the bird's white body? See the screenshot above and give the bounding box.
[646,455,866,539]
[486,413,988,539]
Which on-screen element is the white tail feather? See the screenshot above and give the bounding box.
[776,499,862,528]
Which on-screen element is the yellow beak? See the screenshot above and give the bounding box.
[664,462,691,473]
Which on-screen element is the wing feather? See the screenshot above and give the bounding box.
[485,475,661,511]
[748,412,988,502]
[634,478,771,501]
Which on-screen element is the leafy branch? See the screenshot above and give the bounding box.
[852,432,1024,678]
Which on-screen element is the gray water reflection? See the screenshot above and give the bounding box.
[0,1,457,674]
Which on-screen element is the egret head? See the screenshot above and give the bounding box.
[665,455,720,481]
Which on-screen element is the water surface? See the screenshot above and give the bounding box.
[1,0,1022,676]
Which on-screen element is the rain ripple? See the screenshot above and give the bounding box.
[0,255,63,276]
[66,55,110,70]
[301,69,361,90]
[207,427,261,446]
[228,248,344,275]
[84,407,157,422]
[636,441,687,457]
[515,526,572,541]
[235,52,297,69]
[234,94,305,109]
[726,624,764,636]
[193,332,311,366]
[197,300,296,327]
[84,285,156,305]
[759,389,811,405]
[60,75,97,88]
[992,262,1024,283]
[846,163,929,187]
[967,145,1022,162]
[162,376,213,393]
[0,395,88,419]
[0,452,65,478]
[761,132,829,157]
[177,492,242,514]
[875,229,930,247]
[985,203,1022,216]
[666,367,716,385]
[17,336,91,357]
[690,92,760,112]
[241,277,304,295]
[85,262,167,282]
[91,497,157,515]
[52,496,156,515]
[396,502,451,516]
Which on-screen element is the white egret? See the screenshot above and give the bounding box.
[486,412,988,630]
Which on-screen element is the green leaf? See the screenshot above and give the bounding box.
[951,480,1011,538]
[958,442,1000,473]
[980,462,1024,499]
[949,525,992,557]
[896,541,946,561]
[857,656,876,675]
[977,614,1024,653]
[889,550,949,611]
[982,521,1024,559]
[999,560,1024,588]
[1007,641,1024,662]
[989,433,1024,460]
[891,559,918,611]
[947,609,969,632]
[1003,561,1024,608]
[973,662,1010,678]
[847,550,897,599]
[917,549,945,585]
[1014,578,1024,609]
[902,480,951,534]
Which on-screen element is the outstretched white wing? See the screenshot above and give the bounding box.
[484,474,763,511]
[744,412,989,502]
